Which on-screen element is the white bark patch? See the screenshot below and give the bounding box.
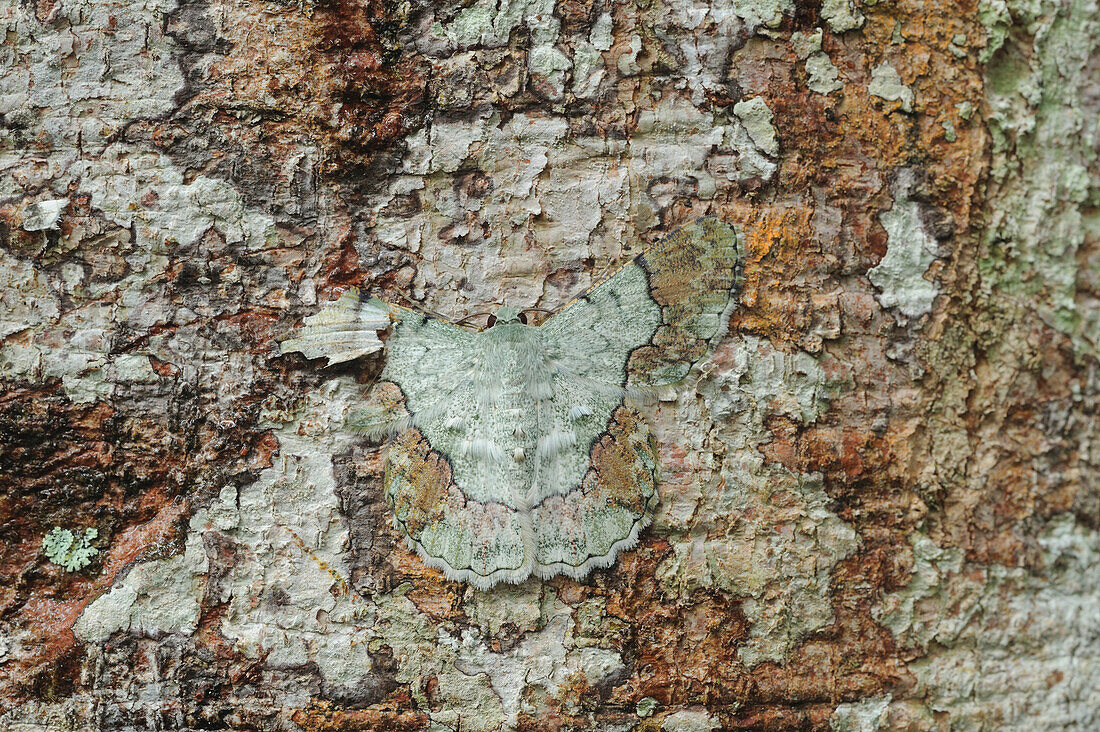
[368,93,770,320]
[21,199,68,231]
[868,192,939,321]
[0,249,59,340]
[733,97,780,157]
[0,0,184,191]
[456,612,625,727]
[830,695,890,731]
[0,144,281,402]
[661,707,721,731]
[74,532,204,642]
[213,380,380,687]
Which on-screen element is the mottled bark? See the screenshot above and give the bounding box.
[1,0,1098,729]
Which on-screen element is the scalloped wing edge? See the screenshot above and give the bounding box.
[398,518,537,591]
[396,496,657,589]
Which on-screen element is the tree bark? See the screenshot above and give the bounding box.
[1,0,1098,729]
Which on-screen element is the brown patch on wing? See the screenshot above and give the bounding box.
[584,404,660,515]
[627,219,743,384]
[534,404,658,568]
[385,428,454,539]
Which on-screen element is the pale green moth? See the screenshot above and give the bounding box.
[280,218,744,588]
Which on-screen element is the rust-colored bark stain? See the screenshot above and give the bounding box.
[161,0,426,180]
[0,385,187,703]
[292,700,429,731]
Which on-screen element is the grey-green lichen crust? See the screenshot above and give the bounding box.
[42,527,99,572]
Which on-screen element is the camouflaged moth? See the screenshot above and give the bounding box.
[280,217,744,588]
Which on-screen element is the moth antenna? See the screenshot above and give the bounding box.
[457,311,494,326]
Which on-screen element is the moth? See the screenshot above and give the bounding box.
[280,218,743,588]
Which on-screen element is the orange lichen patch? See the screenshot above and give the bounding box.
[291,700,429,732]
[725,204,823,347]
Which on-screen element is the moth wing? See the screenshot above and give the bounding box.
[279,288,393,365]
[283,292,533,587]
[530,217,742,579]
[378,364,535,588]
[381,307,482,425]
[532,404,659,577]
[542,216,743,388]
[385,418,533,589]
[381,316,536,587]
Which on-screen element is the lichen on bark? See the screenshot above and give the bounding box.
[2,0,1099,727]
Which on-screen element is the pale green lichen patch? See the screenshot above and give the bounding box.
[791,30,843,95]
[42,527,99,572]
[733,97,780,157]
[868,62,914,112]
[729,0,793,29]
[820,0,865,33]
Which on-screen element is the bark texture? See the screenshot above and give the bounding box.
[1,0,1099,728]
